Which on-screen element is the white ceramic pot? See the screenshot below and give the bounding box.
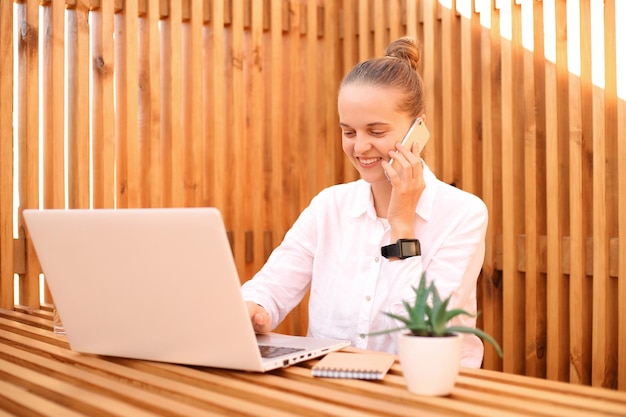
[398,332,462,396]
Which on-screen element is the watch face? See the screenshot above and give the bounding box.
[399,240,421,257]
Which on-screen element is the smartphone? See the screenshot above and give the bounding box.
[388,117,430,171]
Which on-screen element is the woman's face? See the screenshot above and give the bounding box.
[338,83,414,184]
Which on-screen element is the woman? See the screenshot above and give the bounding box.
[242,37,488,368]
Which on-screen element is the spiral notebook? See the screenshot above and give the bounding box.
[311,352,395,380]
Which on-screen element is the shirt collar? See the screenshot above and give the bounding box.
[347,180,375,219]
[347,161,438,222]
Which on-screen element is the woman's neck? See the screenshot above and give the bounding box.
[370,181,392,218]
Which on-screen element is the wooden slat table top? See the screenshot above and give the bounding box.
[1,308,625,417]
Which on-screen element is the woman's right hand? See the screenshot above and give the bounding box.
[245,301,272,333]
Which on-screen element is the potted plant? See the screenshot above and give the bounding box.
[372,272,503,396]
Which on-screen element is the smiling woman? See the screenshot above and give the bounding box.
[242,37,490,369]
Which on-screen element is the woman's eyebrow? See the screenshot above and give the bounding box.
[339,122,391,128]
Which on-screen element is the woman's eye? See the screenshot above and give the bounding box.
[370,131,385,137]
[342,131,356,138]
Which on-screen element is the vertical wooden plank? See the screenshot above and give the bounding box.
[341,0,359,183]
[388,0,401,41]
[544,0,570,383]
[100,1,115,214]
[90,4,104,207]
[231,0,245,274]
[90,0,115,209]
[66,3,91,210]
[126,0,140,208]
[373,0,385,56]
[211,0,226,214]
[284,0,301,225]
[598,0,618,389]
[269,0,284,239]
[169,1,183,207]
[190,0,203,207]
[341,0,356,73]
[521,0,539,377]
[324,0,340,196]
[266,0,281,252]
[148,0,163,207]
[458,0,477,194]
[224,0,236,234]
[471,0,483,195]
[479,0,503,371]
[440,1,461,186]
[358,0,370,60]
[500,0,526,375]
[39,3,59,304]
[40,5,57,215]
[521,0,546,379]
[568,0,593,386]
[77,3,91,208]
[42,2,65,215]
[201,0,214,210]
[589,0,614,389]
[114,6,128,208]
[305,0,318,200]
[616,0,626,391]
[246,0,264,277]
[159,3,173,208]
[181,2,195,206]
[404,0,417,40]
[0,0,14,309]
[16,2,40,307]
[139,0,154,209]
[421,0,438,172]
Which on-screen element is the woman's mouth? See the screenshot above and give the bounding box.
[357,157,381,166]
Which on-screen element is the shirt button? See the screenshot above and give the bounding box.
[365,295,371,302]
[374,256,380,263]
[359,333,365,339]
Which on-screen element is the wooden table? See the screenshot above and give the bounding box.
[1,307,625,417]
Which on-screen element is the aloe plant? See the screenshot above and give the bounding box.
[372,272,503,357]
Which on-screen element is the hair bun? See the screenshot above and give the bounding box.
[385,37,421,72]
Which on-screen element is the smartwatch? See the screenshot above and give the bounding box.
[381,239,421,260]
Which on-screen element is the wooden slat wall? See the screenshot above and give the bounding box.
[0,0,624,391]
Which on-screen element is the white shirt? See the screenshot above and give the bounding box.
[241,163,488,368]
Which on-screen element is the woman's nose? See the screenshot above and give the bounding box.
[353,134,372,153]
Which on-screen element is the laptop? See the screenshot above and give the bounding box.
[23,207,350,372]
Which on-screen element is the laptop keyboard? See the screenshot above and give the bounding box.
[259,345,305,358]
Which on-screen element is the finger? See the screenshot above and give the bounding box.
[388,150,413,179]
[253,312,271,333]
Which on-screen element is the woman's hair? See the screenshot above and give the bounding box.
[340,37,424,118]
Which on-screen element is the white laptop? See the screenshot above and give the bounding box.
[23,207,350,372]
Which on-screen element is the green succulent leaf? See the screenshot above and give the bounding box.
[367,326,408,336]
[384,311,413,327]
[429,295,451,336]
[447,326,503,357]
[445,308,477,322]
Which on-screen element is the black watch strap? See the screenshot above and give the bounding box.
[381,239,421,259]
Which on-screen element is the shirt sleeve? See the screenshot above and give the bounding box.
[422,193,488,311]
[419,187,488,368]
[240,198,319,330]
